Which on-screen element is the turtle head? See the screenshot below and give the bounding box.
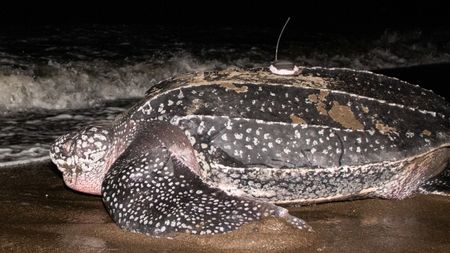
[50,125,113,195]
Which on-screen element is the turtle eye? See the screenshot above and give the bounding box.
[63,140,74,154]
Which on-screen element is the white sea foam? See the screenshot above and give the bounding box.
[0,54,231,113]
[0,145,50,167]
[0,155,51,169]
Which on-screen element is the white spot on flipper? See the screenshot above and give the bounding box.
[221,134,228,141]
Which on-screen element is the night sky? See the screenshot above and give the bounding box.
[1,1,449,30]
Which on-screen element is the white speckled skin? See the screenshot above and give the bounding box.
[50,67,450,236]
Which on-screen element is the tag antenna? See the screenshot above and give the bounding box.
[275,17,291,62]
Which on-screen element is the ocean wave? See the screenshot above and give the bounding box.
[0,53,235,113]
[0,145,49,163]
[0,156,51,169]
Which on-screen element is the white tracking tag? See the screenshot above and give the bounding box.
[269,60,299,75]
[269,17,299,76]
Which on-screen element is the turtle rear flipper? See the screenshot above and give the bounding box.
[419,165,450,196]
[102,122,310,236]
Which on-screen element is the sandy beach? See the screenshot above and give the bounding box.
[1,161,449,253]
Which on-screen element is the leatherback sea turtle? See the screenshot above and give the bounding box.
[50,67,450,236]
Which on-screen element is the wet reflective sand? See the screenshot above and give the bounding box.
[1,162,449,253]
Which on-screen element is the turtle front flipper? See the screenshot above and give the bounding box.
[102,121,310,236]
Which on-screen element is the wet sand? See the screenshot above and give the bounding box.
[1,162,449,253]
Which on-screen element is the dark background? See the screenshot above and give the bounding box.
[1,1,449,30]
